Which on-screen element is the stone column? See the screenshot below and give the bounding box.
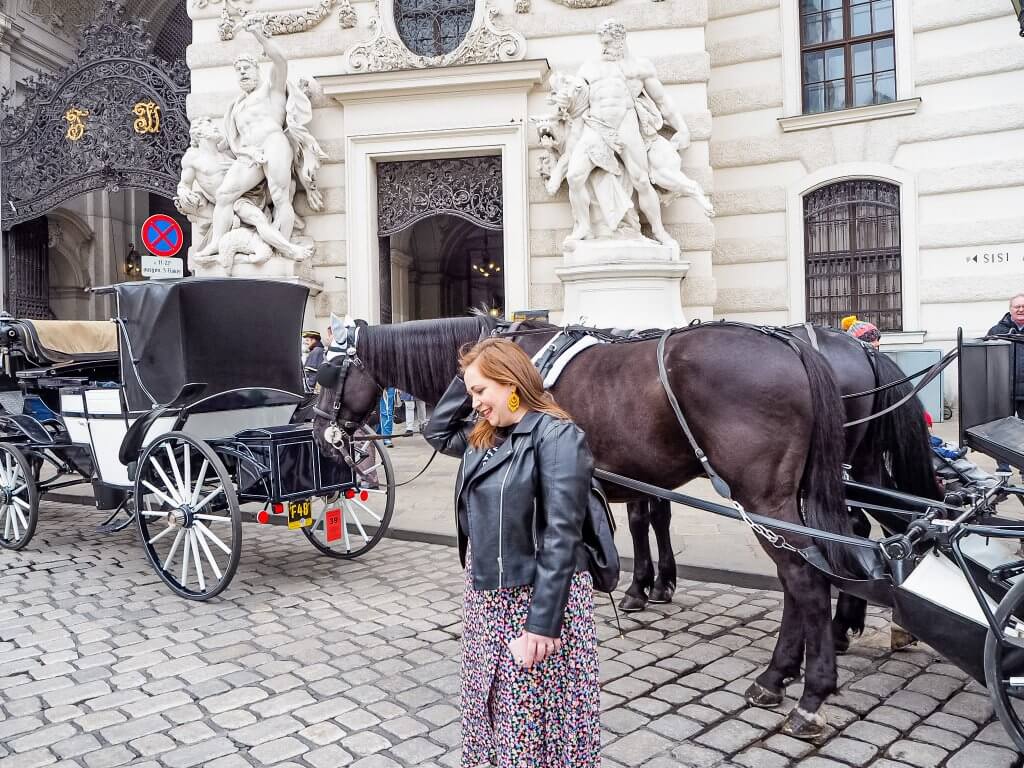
[389,249,413,322]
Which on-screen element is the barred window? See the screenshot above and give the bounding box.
[800,0,895,114]
[394,0,475,58]
[804,179,902,331]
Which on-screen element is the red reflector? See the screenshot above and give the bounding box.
[325,508,342,542]
[272,502,283,514]
[345,489,355,499]
[360,491,369,502]
[257,510,269,525]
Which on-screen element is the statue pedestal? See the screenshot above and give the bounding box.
[555,240,689,329]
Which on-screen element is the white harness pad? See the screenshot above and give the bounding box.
[530,333,603,388]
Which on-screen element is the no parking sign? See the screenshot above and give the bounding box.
[141,214,183,258]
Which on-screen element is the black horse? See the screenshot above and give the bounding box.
[619,325,941,654]
[312,316,862,737]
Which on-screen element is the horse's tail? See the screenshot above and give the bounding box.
[798,345,861,577]
[865,352,942,500]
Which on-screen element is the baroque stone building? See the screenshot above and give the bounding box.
[6,0,1024,409]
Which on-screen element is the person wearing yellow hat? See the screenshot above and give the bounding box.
[301,330,325,392]
[841,315,881,350]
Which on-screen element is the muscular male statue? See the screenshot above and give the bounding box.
[565,19,707,250]
[192,18,321,260]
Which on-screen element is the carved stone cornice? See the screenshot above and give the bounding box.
[551,0,616,6]
[346,0,525,74]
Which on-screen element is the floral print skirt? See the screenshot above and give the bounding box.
[461,554,601,768]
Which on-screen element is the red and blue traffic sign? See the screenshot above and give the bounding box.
[141,214,184,258]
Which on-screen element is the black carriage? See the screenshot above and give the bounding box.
[0,278,395,599]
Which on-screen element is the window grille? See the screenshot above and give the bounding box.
[804,179,902,331]
[394,0,475,57]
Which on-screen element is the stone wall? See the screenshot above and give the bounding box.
[705,0,1024,352]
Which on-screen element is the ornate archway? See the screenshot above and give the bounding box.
[0,0,189,231]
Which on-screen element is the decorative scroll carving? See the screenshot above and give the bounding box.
[218,0,338,40]
[377,157,503,236]
[515,0,530,12]
[551,0,616,6]
[28,0,97,33]
[347,0,525,73]
[190,0,253,9]
[0,0,190,231]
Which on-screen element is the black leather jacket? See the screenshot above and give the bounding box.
[424,376,593,637]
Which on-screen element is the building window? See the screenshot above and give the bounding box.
[804,179,902,331]
[394,0,475,58]
[800,0,895,114]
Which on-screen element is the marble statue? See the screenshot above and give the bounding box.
[536,19,713,254]
[176,16,327,276]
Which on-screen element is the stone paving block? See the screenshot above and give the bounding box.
[305,745,355,768]
[669,742,726,768]
[945,742,1018,768]
[0,747,57,768]
[603,707,650,734]
[249,737,309,766]
[695,719,763,753]
[100,714,169,745]
[886,739,950,768]
[647,714,702,741]
[842,719,899,746]
[160,736,237,768]
[232,715,303,747]
[380,716,429,739]
[130,734,177,757]
[10,723,78,754]
[762,734,814,759]
[389,737,445,764]
[603,731,674,765]
[733,746,790,768]
[82,745,135,768]
[342,731,394,757]
[817,736,880,764]
[942,691,995,722]
[51,733,102,760]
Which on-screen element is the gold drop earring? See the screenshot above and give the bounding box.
[507,387,520,413]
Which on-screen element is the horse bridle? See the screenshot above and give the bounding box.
[312,324,374,431]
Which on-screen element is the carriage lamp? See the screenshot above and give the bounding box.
[1014,0,1024,36]
[124,243,141,278]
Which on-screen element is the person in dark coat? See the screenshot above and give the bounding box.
[988,295,1024,471]
[302,330,325,392]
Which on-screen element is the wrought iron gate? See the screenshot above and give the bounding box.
[3,217,52,318]
[0,0,190,230]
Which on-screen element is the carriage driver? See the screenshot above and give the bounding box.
[302,331,325,392]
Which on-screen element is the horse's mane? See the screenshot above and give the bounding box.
[359,316,497,404]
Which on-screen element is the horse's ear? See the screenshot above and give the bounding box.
[355,319,369,328]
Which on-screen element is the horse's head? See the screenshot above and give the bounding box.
[311,318,380,464]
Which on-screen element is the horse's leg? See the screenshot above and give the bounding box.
[779,556,838,739]
[648,498,677,604]
[831,509,869,653]
[746,573,805,707]
[620,499,654,612]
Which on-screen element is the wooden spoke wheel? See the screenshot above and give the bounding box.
[303,429,395,559]
[0,443,39,551]
[135,432,241,600]
[984,576,1024,753]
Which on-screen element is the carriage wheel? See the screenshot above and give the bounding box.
[0,443,39,551]
[983,576,1024,752]
[303,429,395,559]
[135,432,241,600]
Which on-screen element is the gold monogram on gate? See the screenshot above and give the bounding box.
[64,107,89,141]
[132,101,161,134]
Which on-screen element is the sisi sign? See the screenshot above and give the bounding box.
[140,214,184,278]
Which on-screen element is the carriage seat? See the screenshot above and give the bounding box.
[964,417,1024,472]
[1,318,118,365]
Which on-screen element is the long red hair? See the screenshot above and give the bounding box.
[460,338,572,449]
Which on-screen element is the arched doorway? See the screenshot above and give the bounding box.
[376,156,503,322]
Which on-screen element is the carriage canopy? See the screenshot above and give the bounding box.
[113,278,308,411]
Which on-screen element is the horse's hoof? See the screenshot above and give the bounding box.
[744,681,784,708]
[649,584,675,604]
[782,707,827,740]
[618,593,648,613]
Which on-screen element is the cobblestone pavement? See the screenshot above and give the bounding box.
[1,501,1021,768]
